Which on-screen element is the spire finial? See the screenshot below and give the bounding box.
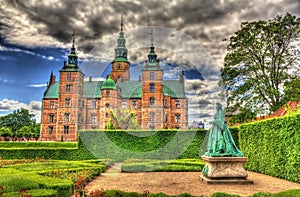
[72,30,75,48]
[150,29,153,47]
[120,14,124,32]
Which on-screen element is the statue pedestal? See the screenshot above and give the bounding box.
[199,155,253,184]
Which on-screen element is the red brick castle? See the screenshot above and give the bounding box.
[40,19,188,141]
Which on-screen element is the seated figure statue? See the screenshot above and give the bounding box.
[205,103,243,157]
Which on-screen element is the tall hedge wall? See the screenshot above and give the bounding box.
[0,130,207,161]
[238,113,300,182]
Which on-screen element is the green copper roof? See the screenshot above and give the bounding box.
[162,81,186,98]
[142,64,163,71]
[59,67,82,72]
[101,76,117,90]
[43,80,185,99]
[117,81,142,98]
[112,57,129,62]
[83,81,102,98]
[44,82,59,98]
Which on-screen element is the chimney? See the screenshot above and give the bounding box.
[51,75,56,84]
[180,70,185,89]
[156,59,160,68]
[89,76,92,82]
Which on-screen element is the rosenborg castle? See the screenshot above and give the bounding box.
[40,18,188,141]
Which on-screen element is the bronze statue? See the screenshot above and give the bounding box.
[205,103,243,157]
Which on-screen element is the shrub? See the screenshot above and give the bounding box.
[2,189,58,197]
[239,113,300,182]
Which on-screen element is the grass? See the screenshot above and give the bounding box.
[0,159,108,196]
[121,158,205,172]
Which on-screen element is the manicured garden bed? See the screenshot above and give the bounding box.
[0,159,108,196]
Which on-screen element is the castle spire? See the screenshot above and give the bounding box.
[148,29,157,65]
[67,30,78,65]
[113,15,128,62]
[120,14,124,32]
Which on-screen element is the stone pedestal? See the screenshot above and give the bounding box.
[199,155,253,184]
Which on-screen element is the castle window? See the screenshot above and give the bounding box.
[164,99,168,107]
[91,114,97,123]
[175,100,180,108]
[65,98,70,107]
[67,73,72,80]
[106,91,110,97]
[150,83,155,92]
[92,100,97,109]
[64,125,69,134]
[81,100,84,108]
[118,63,121,70]
[48,126,54,134]
[105,103,110,108]
[50,101,55,109]
[150,72,154,80]
[150,97,155,106]
[64,113,70,122]
[175,114,180,123]
[66,84,71,92]
[150,112,155,122]
[49,114,54,123]
[164,114,168,123]
[132,100,137,109]
[122,100,127,109]
[105,112,109,118]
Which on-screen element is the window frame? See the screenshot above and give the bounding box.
[64,113,70,122]
[50,101,55,109]
[150,72,154,80]
[48,126,54,134]
[150,83,155,92]
[49,113,54,123]
[150,97,155,106]
[64,125,69,134]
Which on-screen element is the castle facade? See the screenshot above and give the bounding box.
[40,20,188,141]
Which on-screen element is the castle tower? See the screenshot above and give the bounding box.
[110,15,131,82]
[100,75,118,128]
[57,31,84,141]
[141,30,164,129]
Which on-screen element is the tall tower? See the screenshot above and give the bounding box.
[110,15,131,82]
[141,30,164,129]
[57,31,84,141]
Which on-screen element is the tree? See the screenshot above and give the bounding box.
[221,13,300,122]
[0,108,35,133]
[0,127,13,138]
[283,77,300,102]
[106,109,139,130]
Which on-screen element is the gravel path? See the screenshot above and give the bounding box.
[86,163,300,197]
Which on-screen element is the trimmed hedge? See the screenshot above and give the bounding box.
[0,141,77,148]
[0,138,96,160]
[2,189,58,197]
[239,113,300,182]
[121,159,205,172]
[79,129,207,161]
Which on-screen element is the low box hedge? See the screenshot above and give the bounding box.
[2,189,58,197]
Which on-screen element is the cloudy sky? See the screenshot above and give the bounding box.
[0,0,299,124]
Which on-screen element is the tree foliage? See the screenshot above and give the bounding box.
[0,108,36,133]
[106,109,139,130]
[221,13,300,122]
[283,77,300,102]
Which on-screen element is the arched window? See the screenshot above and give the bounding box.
[175,100,180,108]
[49,114,54,123]
[64,113,70,122]
[150,112,155,122]
[66,84,71,92]
[91,114,97,123]
[150,83,155,92]
[64,125,69,134]
[48,126,54,134]
[65,98,70,107]
[67,73,72,80]
[175,114,180,123]
[150,97,155,106]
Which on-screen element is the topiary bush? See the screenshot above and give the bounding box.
[239,113,300,182]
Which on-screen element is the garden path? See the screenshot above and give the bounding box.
[86,163,300,197]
